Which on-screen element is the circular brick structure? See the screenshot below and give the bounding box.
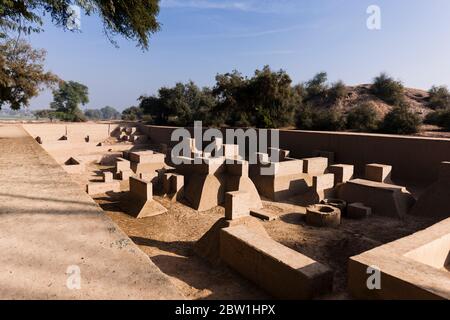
[320,199,347,215]
[306,204,341,228]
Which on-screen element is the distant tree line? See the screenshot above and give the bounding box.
[122,67,450,134]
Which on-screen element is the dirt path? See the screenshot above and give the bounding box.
[0,125,183,299]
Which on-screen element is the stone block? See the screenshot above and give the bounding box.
[250,208,279,221]
[129,151,157,163]
[303,157,328,175]
[225,191,250,220]
[103,171,113,183]
[327,164,354,184]
[365,163,393,183]
[347,203,371,219]
[130,176,152,201]
[313,174,335,191]
[220,225,333,299]
[118,169,133,181]
[313,150,335,165]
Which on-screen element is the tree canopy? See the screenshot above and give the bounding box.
[212,66,301,128]
[0,39,57,109]
[0,0,161,49]
[50,80,88,121]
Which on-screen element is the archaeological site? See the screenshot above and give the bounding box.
[0,121,448,301]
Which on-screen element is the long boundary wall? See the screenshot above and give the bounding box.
[139,124,450,184]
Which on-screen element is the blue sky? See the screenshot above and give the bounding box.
[26,0,450,111]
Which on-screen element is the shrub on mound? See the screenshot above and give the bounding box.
[379,104,421,134]
[371,73,405,106]
[425,109,450,130]
[346,102,380,132]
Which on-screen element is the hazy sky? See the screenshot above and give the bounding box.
[26,0,450,111]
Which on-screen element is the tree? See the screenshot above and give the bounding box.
[100,106,120,119]
[0,39,57,109]
[346,102,380,132]
[371,73,404,105]
[327,80,348,104]
[428,85,450,109]
[140,81,216,126]
[213,66,300,128]
[304,72,328,101]
[84,108,102,120]
[122,106,143,121]
[0,0,161,49]
[50,80,89,121]
[379,104,421,134]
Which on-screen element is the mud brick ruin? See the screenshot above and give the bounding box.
[0,122,448,300]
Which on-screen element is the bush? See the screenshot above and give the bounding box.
[428,85,450,109]
[295,105,315,129]
[425,109,450,130]
[304,72,328,101]
[371,73,405,106]
[327,80,348,103]
[346,102,379,132]
[296,105,346,131]
[379,104,421,134]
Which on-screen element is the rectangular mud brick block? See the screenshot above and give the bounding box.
[327,164,354,184]
[220,225,333,299]
[129,151,165,164]
[365,163,392,183]
[269,148,290,161]
[250,208,279,221]
[313,150,335,165]
[225,191,250,220]
[129,176,153,201]
[103,171,113,183]
[303,157,328,175]
[118,169,133,181]
[313,174,335,191]
[86,181,120,195]
[347,203,371,219]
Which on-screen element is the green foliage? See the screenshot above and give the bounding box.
[371,72,405,105]
[424,109,450,130]
[85,105,123,121]
[34,109,56,120]
[0,39,57,109]
[428,85,450,110]
[304,72,328,101]
[213,66,300,128]
[140,81,215,126]
[50,80,89,122]
[0,0,161,49]
[84,109,102,120]
[327,80,348,103]
[346,102,380,132]
[379,104,421,134]
[296,105,346,131]
[122,106,143,121]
